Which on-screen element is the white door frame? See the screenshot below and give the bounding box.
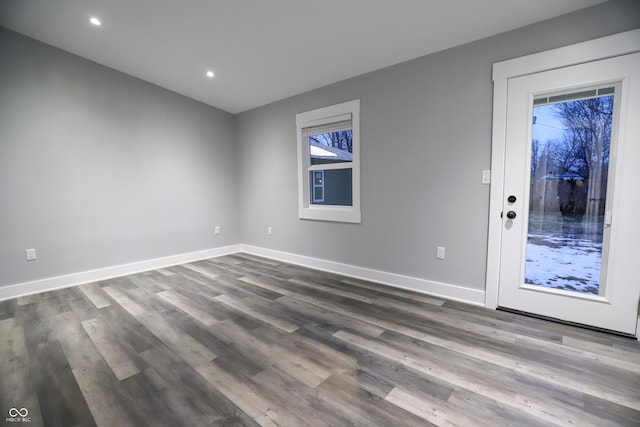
[485,29,640,310]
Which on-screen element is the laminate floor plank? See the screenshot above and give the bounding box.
[3,254,639,426]
[142,270,217,300]
[239,275,368,322]
[195,359,309,427]
[351,342,455,401]
[583,394,640,426]
[119,367,205,427]
[437,302,566,344]
[562,334,640,365]
[30,340,96,427]
[397,318,640,411]
[72,360,147,427]
[214,293,300,333]
[386,384,554,427]
[134,309,217,369]
[217,272,288,300]
[184,322,266,378]
[194,294,268,331]
[334,296,640,411]
[288,277,376,304]
[157,290,220,326]
[372,293,640,375]
[209,319,331,388]
[181,261,221,280]
[275,294,385,338]
[97,304,162,354]
[126,271,173,293]
[334,328,632,426]
[341,277,447,306]
[104,275,139,291]
[315,371,434,427]
[184,269,264,300]
[45,311,104,372]
[78,283,112,309]
[165,265,212,286]
[155,267,175,277]
[229,275,288,300]
[254,323,357,374]
[231,252,282,267]
[168,291,265,331]
[80,317,144,380]
[101,286,145,317]
[138,345,256,426]
[302,274,405,302]
[15,292,70,324]
[0,318,44,427]
[175,265,258,298]
[251,365,357,427]
[445,299,620,345]
[0,298,17,320]
[59,289,101,323]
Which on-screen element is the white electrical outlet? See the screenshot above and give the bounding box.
[436,246,445,260]
[267,226,273,236]
[214,226,221,235]
[25,248,37,261]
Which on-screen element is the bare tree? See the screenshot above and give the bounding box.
[549,95,613,237]
[310,130,353,153]
[551,96,613,181]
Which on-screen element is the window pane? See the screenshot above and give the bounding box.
[309,130,353,165]
[309,169,352,206]
[526,93,614,295]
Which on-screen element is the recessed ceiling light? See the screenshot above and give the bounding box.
[206,70,215,78]
[89,17,102,26]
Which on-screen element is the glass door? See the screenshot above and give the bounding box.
[497,52,640,336]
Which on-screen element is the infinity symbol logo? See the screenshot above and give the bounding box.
[8,407,29,417]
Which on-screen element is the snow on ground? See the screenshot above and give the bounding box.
[525,234,602,295]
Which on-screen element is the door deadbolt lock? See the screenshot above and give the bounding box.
[506,211,517,219]
[507,195,517,203]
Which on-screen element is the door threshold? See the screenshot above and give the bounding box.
[497,307,637,339]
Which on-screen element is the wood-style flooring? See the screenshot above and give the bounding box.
[1,253,639,426]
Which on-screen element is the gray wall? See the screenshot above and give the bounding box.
[0,28,239,287]
[236,0,640,292]
[2,0,638,294]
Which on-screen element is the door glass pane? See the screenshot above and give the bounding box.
[526,88,615,295]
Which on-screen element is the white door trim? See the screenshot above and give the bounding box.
[485,29,640,310]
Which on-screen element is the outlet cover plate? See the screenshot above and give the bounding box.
[26,248,37,261]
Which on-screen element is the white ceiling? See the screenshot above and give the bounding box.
[0,0,606,114]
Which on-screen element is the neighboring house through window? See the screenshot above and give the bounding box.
[296,99,360,223]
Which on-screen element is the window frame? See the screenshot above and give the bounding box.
[296,99,361,223]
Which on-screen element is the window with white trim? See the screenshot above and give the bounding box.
[296,99,360,223]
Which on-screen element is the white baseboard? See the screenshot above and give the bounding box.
[0,243,486,307]
[0,245,241,301]
[239,245,486,306]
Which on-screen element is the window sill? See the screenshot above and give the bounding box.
[299,205,361,223]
